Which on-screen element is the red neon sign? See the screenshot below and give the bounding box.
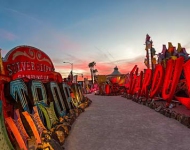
[3,45,62,82]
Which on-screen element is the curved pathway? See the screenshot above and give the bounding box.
[64,94,190,150]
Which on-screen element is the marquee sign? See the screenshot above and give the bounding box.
[2,45,62,82]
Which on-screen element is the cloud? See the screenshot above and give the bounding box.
[0,29,18,41]
[94,55,146,75]
[0,49,9,57]
[55,60,90,71]
[63,53,84,63]
[118,55,146,73]
[184,41,190,50]
[3,7,42,24]
[60,38,82,52]
[94,46,116,64]
[54,54,146,78]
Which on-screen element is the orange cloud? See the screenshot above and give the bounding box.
[57,58,143,76]
[54,55,147,81]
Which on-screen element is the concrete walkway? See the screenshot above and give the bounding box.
[64,94,190,150]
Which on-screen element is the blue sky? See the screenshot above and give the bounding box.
[0,0,190,79]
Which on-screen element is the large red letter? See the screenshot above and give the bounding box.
[140,69,152,99]
[175,59,190,109]
[149,64,164,98]
[132,71,143,97]
[127,65,137,95]
[162,57,184,105]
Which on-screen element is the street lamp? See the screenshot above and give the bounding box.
[63,61,73,72]
[63,62,73,81]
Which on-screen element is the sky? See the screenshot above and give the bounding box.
[0,0,190,81]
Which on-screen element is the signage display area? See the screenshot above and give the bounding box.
[0,45,92,149]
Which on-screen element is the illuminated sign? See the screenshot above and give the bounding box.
[2,45,62,82]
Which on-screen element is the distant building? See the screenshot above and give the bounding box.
[109,66,121,76]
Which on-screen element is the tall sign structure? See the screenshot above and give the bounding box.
[144,34,156,70]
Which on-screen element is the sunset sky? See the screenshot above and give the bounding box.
[0,0,190,80]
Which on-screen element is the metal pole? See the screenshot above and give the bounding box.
[71,63,73,72]
[63,61,73,82]
[146,49,150,69]
[150,40,154,71]
[145,41,150,69]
